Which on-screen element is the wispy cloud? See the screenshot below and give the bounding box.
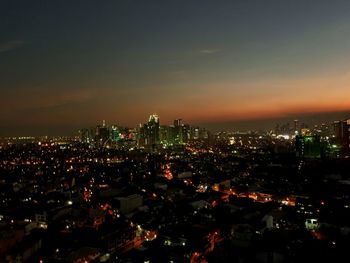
[0,88,96,115]
[199,48,221,54]
[0,40,25,53]
[27,89,96,110]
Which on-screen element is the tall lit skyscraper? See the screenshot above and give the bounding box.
[145,114,160,147]
[294,119,299,133]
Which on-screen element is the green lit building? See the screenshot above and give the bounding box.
[295,135,323,158]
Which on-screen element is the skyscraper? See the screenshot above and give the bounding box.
[79,128,92,144]
[334,119,350,156]
[95,120,110,146]
[174,119,184,144]
[294,119,299,133]
[145,114,160,147]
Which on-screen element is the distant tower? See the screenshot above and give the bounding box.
[335,119,350,156]
[294,120,299,133]
[96,120,109,145]
[174,119,183,127]
[174,119,184,143]
[145,114,160,147]
[79,128,91,144]
[149,114,159,124]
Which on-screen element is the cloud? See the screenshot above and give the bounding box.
[0,40,25,53]
[199,49,221,54]
[0,88,101,126]
[27,89,96,110]
[0,88,96,114]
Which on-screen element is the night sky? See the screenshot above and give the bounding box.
[1,0,350,135]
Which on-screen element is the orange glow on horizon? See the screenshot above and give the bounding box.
[2,71,350,129]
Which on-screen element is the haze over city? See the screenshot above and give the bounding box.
[1,0,350,135]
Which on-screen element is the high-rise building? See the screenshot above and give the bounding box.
[191,127,200,140]
[199,128,209,139]
[334,119,350,155]
[319,123,330,137]
[174,119,183,127]
[174,119,184,144]
[295,135,323,158]
[136,123,146,147]
[166,125,176,144]
[159,125,169,144]
[111,125,120,142]
[294,119,299,133]
[145,114,160,147]
[97,127,109,143]
[333,121,341,138]
[183,124,191,143]
[79,128,92,144]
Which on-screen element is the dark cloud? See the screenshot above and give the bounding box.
[0,40,25,53]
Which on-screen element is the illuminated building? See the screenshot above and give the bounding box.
[159,125,167,143]
[79,128,92,144]
[172,119,191,144]
[174,119,184,144]
[110,125,120,142]
[199,128,209,139]
[334,119,350,155]
[136,116,208,147]
[191,127,200,140]
[183,124,191,143]
[295,135,323,158]
[139,114,160,148]
[163,125,176,144]
[294,119,299,133]
[95,121,109,145]
[147,114,160,146]
[300,128,311,136]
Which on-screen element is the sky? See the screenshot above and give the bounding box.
[1,0,350,135]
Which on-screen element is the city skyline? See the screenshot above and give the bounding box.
[2,1,350,135]
[1,110,350,137]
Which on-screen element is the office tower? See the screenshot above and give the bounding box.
[294,119,299,133]
[174,119,184,144]
[127,128,137,140]
[199,128,209,139]
[334,119,350,155]
[96,121,110,145]
[145,114,160,146]
[79,128,92,144]
[182,124,191,143]
[191,127,200,140]
[137,123,146,147]
[111,125,120,142]
[159,125,168,144]
[174,119,183,127]
[333,121,341,138]
[167,125,176,144]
